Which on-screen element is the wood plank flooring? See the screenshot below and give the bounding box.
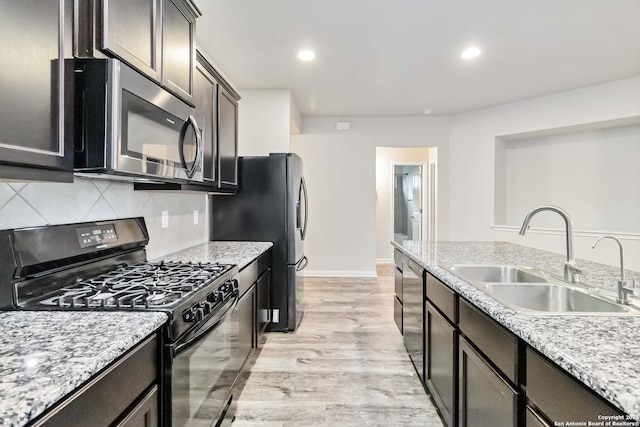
[231,264,443,426]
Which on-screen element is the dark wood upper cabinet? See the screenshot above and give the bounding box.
[76,0,199,105]
[0,0,74,182]
[101,0,163,82]
[217,84,239,189]
[194,58,218,183]
[162,0,196,103]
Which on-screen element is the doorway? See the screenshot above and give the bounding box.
[375,147,437,263]
[394,165,423,241]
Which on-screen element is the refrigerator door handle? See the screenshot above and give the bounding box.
[296,255,309,271]
[301,176,309,240]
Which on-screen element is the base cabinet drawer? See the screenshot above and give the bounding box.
[33,335,159,427]
[526,347,624,424]
[459,336,518,427]
[459,298,518,383]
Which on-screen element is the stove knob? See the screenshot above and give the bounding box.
[200,301,211,315]
[195,307,205,322]
[183,308,197,323]
[206,292,216,303]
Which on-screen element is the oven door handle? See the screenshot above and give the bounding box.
[172,291,239,357]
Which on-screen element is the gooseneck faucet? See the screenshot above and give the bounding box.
[592,235,635,305]
[518,205,584,283]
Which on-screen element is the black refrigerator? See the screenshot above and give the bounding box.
[209,153,308,332]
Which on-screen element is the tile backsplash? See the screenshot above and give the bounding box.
[0,178,208,259]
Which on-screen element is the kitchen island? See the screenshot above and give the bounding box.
[393,240,640,422]
[0,311,167,427]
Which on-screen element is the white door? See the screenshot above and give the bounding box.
[409,166,423,240]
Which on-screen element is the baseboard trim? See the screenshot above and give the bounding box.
[300,270,378,278]
[376,258,392,264]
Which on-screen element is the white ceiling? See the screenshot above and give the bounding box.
[194,0,640,117]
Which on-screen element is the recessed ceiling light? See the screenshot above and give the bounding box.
[423,109,432,115]
[297,50,316,61]
[461,47,482,59]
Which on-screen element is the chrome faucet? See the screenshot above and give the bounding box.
[592,236,636,305]
[518,205,584,283]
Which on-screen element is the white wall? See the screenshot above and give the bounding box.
[448,76,640,271]
[291,116,450,276]
[238,89,300,156]
[375,147,430,263]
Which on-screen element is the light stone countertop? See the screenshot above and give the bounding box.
[158,241,273,270]
[0,311,167,427]
[392,240,640,420]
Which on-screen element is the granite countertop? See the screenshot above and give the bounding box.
[392,240,640,420]
[0,311,167,427]
[159,241,273,270]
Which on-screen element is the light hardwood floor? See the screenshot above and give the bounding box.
[231,264,443,426]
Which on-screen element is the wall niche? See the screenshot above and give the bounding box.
[494,116,640,234]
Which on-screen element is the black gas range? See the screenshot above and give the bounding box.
[0,217,242,427]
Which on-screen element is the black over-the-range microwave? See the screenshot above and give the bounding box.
[71,58,204,183]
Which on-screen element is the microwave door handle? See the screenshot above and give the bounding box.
[181,115,202,179]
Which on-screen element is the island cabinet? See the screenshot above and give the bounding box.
[76,0,200,105]
[458,298,520,427]
[0,0,74,182]
[394,252,633,427]
[394,249,403,333]
[525,347,624,426]
[425,274,458,427]
[30,334,160,427]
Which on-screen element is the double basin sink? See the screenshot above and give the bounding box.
[442,265,639,315]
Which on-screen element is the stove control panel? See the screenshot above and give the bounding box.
[76,224,118,248]
[182,279,237,323]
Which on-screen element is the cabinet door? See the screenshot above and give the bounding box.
[0,0,73,181]
[256,269,271,341]
[402,258,424,382]
[194,58,217,183]
[217,86,239,189]
[102,0,162,82]
[116,386,159,427]
[525,406,552,427]
[426,301,456,427]
[458,336,518,427]
[237,287,254,368]
[162,0,195,103]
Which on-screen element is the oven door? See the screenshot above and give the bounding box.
[167,290,240,427]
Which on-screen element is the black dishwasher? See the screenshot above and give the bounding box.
[402,257,425,382]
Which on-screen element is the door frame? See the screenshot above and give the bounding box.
[391,161,429,243]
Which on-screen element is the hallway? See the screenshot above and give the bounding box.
[231,265,443,426]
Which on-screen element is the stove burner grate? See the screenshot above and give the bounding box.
[37,261,233,309]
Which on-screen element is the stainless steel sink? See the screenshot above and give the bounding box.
[446,265,549,283]
[484,283,629,313]
[442,263,640,315]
